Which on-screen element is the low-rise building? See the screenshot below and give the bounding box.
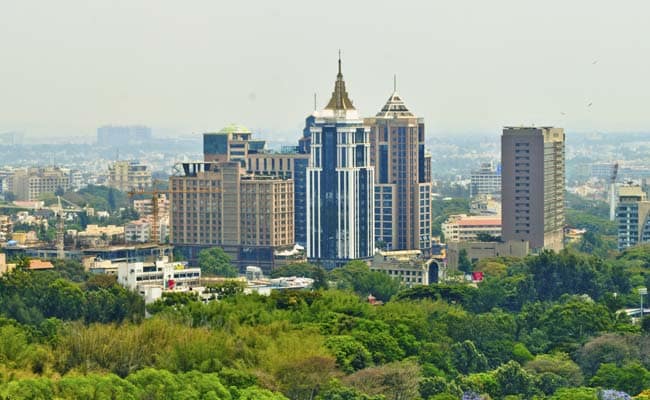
[77,224,124,247]
[442,214,501,242]
[371,250,439,286]
[446,240,529,270]
[125,219,151,243]
[117,259,201,292]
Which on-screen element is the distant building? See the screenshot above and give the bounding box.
[442,214,502,242]
[446,240,529,270]
[97,125,152,147]
[170,161,294,273]
[0,131,24,146]
[371,250,439,286]
[470,194,501,216]
[0,253,16,276]
[501,127,565,252]
[133,194,169,217]
[107,160,152,192]
[616,185,650,251]
[306,56,374,268]
[470,161,501,198]
[125,219,151,243]
[76,224,124,247]
[366,87,432,253]
[8,167,72,201]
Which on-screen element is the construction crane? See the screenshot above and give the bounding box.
[127,185,166,244]
[53,196,84,259]
[609,162,619,221]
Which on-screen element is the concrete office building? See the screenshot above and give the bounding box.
[107,160,152,192]
[501,127,565,252]
[306,56,374,268]
[169,161,294,272]
[616,185,650,251]
[470,161,501,198]
[366,87,432,253]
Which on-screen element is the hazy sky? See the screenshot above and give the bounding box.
[1,0,650,141]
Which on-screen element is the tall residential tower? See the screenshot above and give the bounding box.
[306,57,374,268]
[366,88,431,252]
[501,126,565,252]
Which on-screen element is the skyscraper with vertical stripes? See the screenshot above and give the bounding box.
[306,56,374,268]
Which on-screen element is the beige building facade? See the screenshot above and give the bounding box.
[170,161,294,272]
[9,167,71,201]
[107,161,152,192]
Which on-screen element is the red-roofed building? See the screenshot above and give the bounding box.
[28,259,54,270]
[442,214,501,242]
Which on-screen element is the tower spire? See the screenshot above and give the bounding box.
[324,50,356,111]
[393,74,397,92]
[338,49,342,76]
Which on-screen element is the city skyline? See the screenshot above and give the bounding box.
[2,1,650,140]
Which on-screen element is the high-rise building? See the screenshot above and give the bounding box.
[97,125,152,147]
[470,161,501,198]
[107,160,152,192]
[202,124,309,246]
[616,185,650,251]
[366,88,431,252]
[501,126,565,252]
[306,57,374,267]
[9,167,72,201]
[169,161,294,272]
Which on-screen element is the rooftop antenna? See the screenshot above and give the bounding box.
[394,74,397,92]
[338,49,342,76]
[314,93,317,111]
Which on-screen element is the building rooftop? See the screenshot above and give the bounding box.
[217,123,251,135]
[28,259,54,270]
[375,92,415,118]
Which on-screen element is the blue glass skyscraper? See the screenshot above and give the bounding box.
[306,56,374,268]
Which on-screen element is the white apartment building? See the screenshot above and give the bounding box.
[117,259,201,292]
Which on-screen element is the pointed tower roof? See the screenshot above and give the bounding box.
[324,53,356,111]
[375,92,414,117]
[375,75,415,118]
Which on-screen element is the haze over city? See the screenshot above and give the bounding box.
[2,0,650,141]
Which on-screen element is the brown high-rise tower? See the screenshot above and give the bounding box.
[366,89,431,252]
[501,126,565,252]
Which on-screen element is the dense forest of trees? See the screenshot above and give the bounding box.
[0,243,649,399]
